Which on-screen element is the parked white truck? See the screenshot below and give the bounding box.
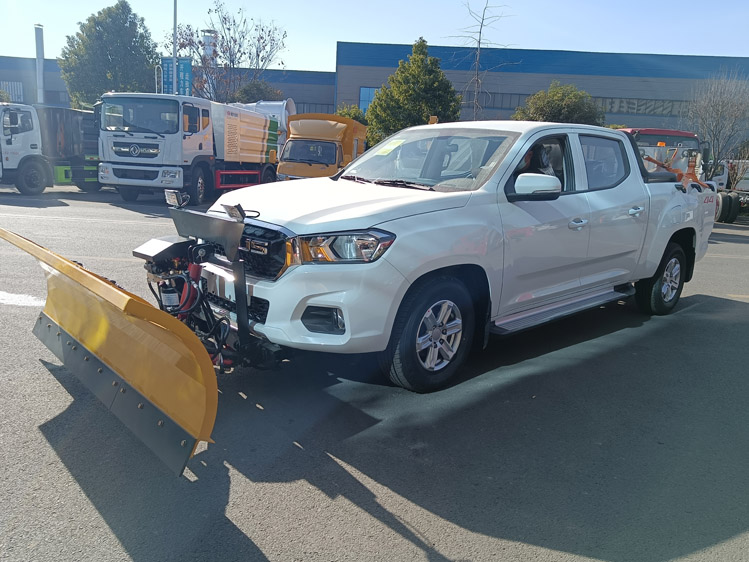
[97,93,281,205]
[1,103,100,195]
[0,121,716,474]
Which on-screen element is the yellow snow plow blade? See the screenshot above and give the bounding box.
[0,228,217,476]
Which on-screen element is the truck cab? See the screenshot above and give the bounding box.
[0,103,51,194]
[97,93,214,202]
[277,113,366,180]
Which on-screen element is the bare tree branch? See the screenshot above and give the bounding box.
[686,68,749,178]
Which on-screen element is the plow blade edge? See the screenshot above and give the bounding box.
[0,228,217,476]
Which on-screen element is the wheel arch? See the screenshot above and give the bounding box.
[393,264,491,348]
[667,228,696,283]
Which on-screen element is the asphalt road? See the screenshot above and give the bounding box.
[1,185,748,562]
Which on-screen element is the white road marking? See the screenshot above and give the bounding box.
[0,291,45,307]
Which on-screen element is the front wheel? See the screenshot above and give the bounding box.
[380,277,475,393]
[118,187,139,202]
[15,160,47,195]
[186,167,205,206]
[75,181,102,193]
[635,243,686,315]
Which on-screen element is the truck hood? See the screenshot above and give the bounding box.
[208,177,472,233]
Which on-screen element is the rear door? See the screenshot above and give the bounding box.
[575,132,649,288]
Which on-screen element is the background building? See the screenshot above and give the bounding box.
[335,42,749,128]
[0,57,69,106]
[4,41,749,130]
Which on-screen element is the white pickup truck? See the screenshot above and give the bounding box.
[3,120,716,473]
[137,120,715,393]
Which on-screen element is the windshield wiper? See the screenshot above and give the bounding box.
[372,179,434,191]
[340,175,373,183]
[285,158,323,166]
[135,127,165,138]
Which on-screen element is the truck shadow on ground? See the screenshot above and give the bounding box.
[39,294,749,562]
[0,186,192,218]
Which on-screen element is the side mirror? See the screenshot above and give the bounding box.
[8,112,19,127]
[507,173,562,202]
[700,140,711,164]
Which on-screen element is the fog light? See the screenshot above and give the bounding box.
[301,306,345,335]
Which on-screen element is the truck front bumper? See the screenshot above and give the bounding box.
[202,258,408,354]
[99,163,184,189]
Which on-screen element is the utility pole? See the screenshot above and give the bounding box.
[173,0,178,94]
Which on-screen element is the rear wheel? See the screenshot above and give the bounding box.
[380,277,475,393]
[725,192,741,223]
[714,191,724,222]
[186,167,205,206]
[635,243,686,315]
[118,187,139,202]
[16,160,47,195]
[261,165,276,184]
[717,192,732,222]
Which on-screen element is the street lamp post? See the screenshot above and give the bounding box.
[173,0,178,94]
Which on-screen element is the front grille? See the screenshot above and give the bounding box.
[113,168,159,180]
[237,224,289,279]
[205,293,270,324]
[113,142,160,159]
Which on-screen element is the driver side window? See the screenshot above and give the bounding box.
[505,136,570,194]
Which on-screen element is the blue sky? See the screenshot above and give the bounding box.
[3,0,748,72]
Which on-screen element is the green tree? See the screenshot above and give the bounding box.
[0,90,10,103]
[512,81,605,126]
[366,38,461,145]
[58,0,159,108]
[335,103,367,125]
[231,81,283,103]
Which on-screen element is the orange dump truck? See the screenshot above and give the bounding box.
[276,113,366,180]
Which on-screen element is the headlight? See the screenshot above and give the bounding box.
[161,170,181,178]
[292,230,395,264]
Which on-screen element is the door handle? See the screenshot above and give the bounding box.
[568,218,588,230]
[628,206,645,217]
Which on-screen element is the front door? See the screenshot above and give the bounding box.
[2,107,36,174]
[498,133,592,315]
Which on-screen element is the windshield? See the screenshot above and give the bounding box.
[281,139,338,166]
[341,127,518,192]
[634,133,700,149]
[102,97,179,134]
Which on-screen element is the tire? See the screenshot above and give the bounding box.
[714,191,724,222]
[75,182,102,193]
[15,160,47,195]
[261,165,276,184]
[725,192,741,223]
[118,187,139,202]
[380,277,475,393]
[635,243,686,316]
[186,167,205,206]
[717,192,732,223]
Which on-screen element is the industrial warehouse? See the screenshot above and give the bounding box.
[3,40,749,128]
